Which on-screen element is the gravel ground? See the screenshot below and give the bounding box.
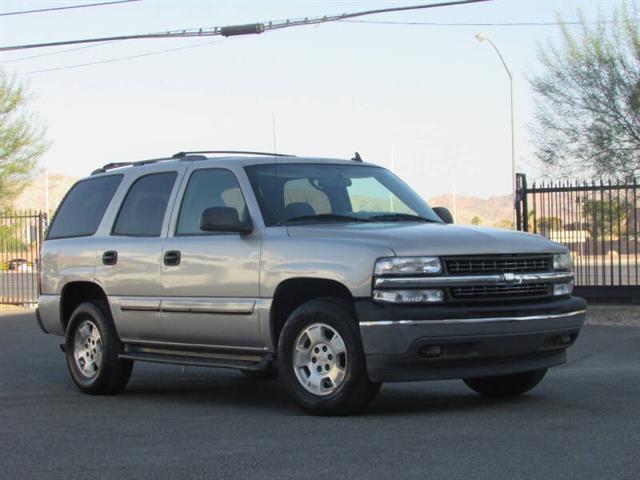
[586,304,640,326]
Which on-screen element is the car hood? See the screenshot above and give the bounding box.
[286,222,566,256]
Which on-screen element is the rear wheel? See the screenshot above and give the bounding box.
[463,368,547,398]
[65,301,133,395]
[277,298,381,415]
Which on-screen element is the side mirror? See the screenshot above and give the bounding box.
[200,206,253,235]
[433,207,454,224]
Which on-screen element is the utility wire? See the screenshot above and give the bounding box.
[342,19,614,26]
[0,0,141,17]
[0,0,490,51]
[1,42,115,63]
[18,39,226,75]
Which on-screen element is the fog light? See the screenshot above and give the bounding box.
[373,289,445,304]
[553,282,574,296]
[557,334,573,346]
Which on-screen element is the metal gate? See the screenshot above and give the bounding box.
[515,174,640,303]
[0,211,47,305]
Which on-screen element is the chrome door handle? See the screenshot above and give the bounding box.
[163,250,181,266]
[102,251,118,266]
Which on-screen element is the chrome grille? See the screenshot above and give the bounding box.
[444,255,552,275]
[450,283,551,300]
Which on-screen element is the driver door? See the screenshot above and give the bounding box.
[159,167,262,348]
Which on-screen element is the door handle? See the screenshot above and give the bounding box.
[102,251,118,266]
[164,250,181,266]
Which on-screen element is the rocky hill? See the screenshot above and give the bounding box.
[11,172,77,213]
[427,193,513,227]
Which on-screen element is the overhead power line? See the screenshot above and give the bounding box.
[0,0,490,52]
[19,39,226,75]
[0,0,141,17]
[342,19,614,26]
[2,42,114,63]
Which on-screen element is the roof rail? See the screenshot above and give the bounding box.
[90,157,172,175]
[90,150,296,175]
[172,150,295,159]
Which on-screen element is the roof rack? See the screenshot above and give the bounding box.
[171,150,295,159]
[91,150,296,175]
[90,157,173,175]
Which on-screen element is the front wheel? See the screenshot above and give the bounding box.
[277,298,381,416]
[463,368,547,398]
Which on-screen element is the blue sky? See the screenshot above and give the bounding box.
[0,0,623,198]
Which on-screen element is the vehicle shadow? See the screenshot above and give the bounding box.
[366,384,543,417]
[119,365,544,417]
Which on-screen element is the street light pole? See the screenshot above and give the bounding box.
[475,33,516,225]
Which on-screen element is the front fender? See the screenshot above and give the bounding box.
[259,233,393,298]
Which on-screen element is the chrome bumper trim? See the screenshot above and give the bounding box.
[373,271,573,289]
[359,309,586,327]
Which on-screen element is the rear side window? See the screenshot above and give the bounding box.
[112,172,177,237]
[47,175,122,240]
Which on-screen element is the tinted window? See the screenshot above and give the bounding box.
[112,172,177,237]
[245,164,441,226]
[47,175,122,239]
[284,178,331,215]
[176,169,247,235]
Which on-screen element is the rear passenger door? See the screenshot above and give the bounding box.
[95,169,182,343]
[159,167,262,348]
[42,174,124,297]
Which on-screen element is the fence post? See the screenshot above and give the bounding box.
[515,173,527,231]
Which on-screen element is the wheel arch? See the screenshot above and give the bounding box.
[270,277,355,350]
[60,281,110,333]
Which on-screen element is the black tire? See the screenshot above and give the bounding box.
[463,368,547,398]
[65,301,133,395]
[277,298,381,415]
[241,363,279,380]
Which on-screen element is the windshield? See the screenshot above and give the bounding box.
[244,163,442,226]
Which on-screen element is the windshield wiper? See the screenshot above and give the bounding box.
[368,213,440,223]
[286,213,370,224]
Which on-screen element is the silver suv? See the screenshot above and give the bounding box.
[36,151,585,415]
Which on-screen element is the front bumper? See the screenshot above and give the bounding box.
[356,296,586,382]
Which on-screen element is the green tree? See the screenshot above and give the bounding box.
[529,2,640,177]
[494,219,514,230]
[471,216,482,225]
[581,198,629,236]
[0,224,26,253]
[0,70,48,210]
[537,216,563,232]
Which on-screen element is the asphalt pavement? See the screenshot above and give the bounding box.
[1,308,638,480]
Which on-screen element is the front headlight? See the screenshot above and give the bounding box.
[553,253,573,271]
[374,256,441,275]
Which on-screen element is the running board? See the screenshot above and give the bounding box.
[118,350,274,372]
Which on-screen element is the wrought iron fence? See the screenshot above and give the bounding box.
[515,174,639,302]
[0,211,48,305]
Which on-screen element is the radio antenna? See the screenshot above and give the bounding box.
[272,112,278,154]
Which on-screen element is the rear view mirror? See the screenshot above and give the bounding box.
[200,207,253,235]
[433,207,454,224]
[312,176,352,189]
